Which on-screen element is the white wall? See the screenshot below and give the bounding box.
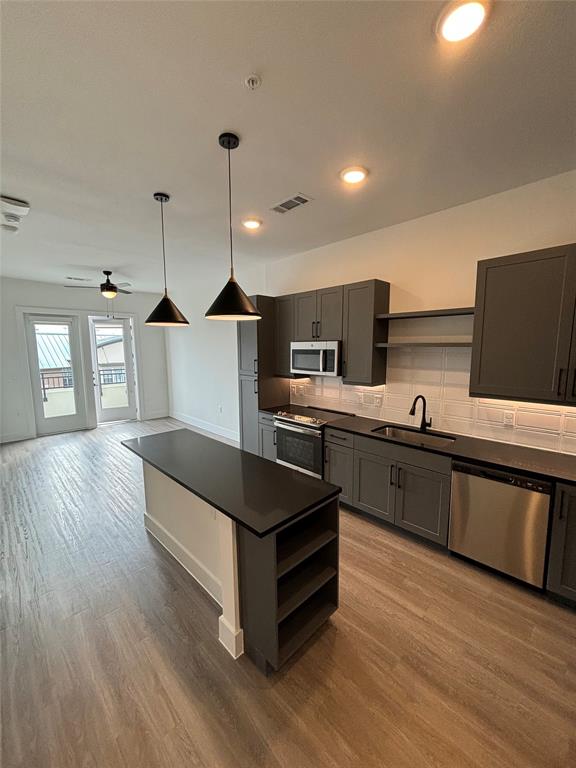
[165,260,265,442]
[0,277,169,442]
[266,171,576,454]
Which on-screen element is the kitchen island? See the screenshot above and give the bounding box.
[123,428,340,672]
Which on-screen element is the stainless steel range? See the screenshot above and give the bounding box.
[273,407,352,478]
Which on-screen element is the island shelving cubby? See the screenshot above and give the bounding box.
[237,496,339,673]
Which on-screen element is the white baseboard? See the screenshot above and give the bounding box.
[0,430,36,445]
[144,511,222,605]
[140,409,170,421]
[219,615,244,659]
[170,410,240,445]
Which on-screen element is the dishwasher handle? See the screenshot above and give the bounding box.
[452,462,551,495]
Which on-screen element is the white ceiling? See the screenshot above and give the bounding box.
[1,1,575,292]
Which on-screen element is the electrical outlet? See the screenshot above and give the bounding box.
[218,404,223,415]
[503,411,514,427]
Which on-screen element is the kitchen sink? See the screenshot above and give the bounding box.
[371,424,456,449]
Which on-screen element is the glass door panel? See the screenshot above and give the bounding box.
[89,317,137,423]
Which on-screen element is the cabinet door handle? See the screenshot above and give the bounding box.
[324,445,329,464]
[389,464,395,486]
[311,320,315,338]
[253,358,258,374]
[557,368,566,397]
[397,466,402,489]
[317,320,321,339]
[253,379,258,394]
[273,429,277,446]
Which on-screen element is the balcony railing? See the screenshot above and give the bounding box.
[40,366,126,401]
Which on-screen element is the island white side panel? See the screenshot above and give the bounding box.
[143,463,222,605]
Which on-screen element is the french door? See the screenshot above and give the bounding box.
[25,315,89,436]
[89,317,137,423]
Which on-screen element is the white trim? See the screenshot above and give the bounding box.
[144,512,222,605]
[217,515,244,658]
[170,409,240,445]
[140,409,170,421]
[219,615,245,659]
[0,430,36,445]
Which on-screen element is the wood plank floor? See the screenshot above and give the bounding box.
[1,419,575,768]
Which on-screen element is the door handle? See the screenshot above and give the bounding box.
[397,466,402,489]
[317,320,321,339]
[273,429,277,446]
[389,464,395,486]
[324,445,329,464]
[253,379,258,394]
[253,358,258,374]
[311,320,315,338]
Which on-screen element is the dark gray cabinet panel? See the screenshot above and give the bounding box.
[470,244,576,403]
[342,280,390,386]
[547,484,576,602]
[568,309,576,405]
[394,463,450,545]
[324,443,354,504]
[239,375,259,455]
[274,294,295,376]
[238,320,258,375]
[259,423,277,462]
[294,291,318,341]
[353,449,394,522]
[317,286,343,340]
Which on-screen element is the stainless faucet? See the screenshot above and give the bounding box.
[409,395,431,432]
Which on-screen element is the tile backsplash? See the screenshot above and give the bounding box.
[290,347,576,455]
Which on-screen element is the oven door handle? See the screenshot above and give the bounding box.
[274,422,322,437]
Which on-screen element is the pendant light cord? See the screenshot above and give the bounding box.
[160,199,168,295]
[227,147,234,279]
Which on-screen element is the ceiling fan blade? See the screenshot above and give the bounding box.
[117,288,132,294]
[117,282,132,287]
[63,285,97,289]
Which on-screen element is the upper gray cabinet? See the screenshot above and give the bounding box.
[342,280,390,386]
[274,294,295,377]
[294,286,344,341]
[470,244,576,404]
[238,319,259,376]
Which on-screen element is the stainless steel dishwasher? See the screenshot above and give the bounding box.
[449,462,552,587]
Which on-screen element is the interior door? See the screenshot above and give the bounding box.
[26,315,88,436]
[89,317,137,423]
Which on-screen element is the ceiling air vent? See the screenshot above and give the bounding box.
[271,194,312,214]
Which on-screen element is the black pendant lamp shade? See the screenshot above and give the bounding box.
[145,192,189,327]
[205,133,261,321]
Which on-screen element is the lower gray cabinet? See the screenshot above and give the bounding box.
[394,463,450,545]
[352,450,395,523]
[324,442,354,504]
[547,484,576,602]
[239,375,259,455]
[259,423,277,462]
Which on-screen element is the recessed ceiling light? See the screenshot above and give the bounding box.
[340,166,368,185]
[437,1,489,42]
[242,218,262,230]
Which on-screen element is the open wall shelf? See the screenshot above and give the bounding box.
[376,306,475,320]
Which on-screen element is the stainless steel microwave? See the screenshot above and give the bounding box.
[290,341,340,377]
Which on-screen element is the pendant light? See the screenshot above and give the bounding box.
[145,193,189,327]
[205,133,261,321]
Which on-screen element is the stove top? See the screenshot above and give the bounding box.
[272,405,354,428]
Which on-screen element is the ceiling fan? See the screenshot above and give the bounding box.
[64,270,132,298]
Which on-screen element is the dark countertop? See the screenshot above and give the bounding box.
[329,416,576,484]
[123,429,340,538]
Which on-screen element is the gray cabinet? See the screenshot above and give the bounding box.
[238,319,258,376]
[394,463,450,545]
[294,291,318,341]
[239,375,259,454]
[342,280,390,386]
[293,286,344,341]
[237,296,290,454]
[258,413,277,462]
[547,484,576,602]
[353,449,395,522]
[470,244,576,404]
[324,442,354,504]
[274,294,295,376]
